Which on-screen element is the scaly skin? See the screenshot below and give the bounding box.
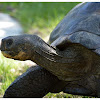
[1,34,100,97]
[0,34,95,81]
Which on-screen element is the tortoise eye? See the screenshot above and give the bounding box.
[6,39,13,47]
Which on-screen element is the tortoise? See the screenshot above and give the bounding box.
[1,2,100,97]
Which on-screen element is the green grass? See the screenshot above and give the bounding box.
[0,2,92,98]
[0,2,79,36]
[0,52,28,96]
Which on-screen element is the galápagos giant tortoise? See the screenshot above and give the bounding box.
[1,2,100,98]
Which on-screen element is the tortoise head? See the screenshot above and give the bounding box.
[0,35,34,60]
[1,34,100,82]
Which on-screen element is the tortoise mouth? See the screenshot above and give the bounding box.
[1,50,29,60]
[1,50,16,58]
[1,51,12,59]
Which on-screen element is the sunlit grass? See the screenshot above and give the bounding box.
[0,52,28,96]
[44,92,89,98]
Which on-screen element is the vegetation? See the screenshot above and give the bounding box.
[0,2,91,98]
[0,2,79,36]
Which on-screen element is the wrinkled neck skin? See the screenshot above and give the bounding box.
[27,36,100,82]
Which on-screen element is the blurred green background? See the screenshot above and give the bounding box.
[0,2,91,98]
[0,2,80,37]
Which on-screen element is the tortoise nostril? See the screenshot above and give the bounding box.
[6,39,13,47]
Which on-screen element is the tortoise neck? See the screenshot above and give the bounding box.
[30,37,59,70]
[29,35,89,81]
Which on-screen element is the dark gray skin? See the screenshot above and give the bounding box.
[1,34,100,97]
[1,2,100,97]
[1,34,98,82]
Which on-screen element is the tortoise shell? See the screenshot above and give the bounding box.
[49,2,100,55]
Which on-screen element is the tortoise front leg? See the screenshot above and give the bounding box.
[63,86,93,97]
[3,65,65,98]
[96,78,100,97]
